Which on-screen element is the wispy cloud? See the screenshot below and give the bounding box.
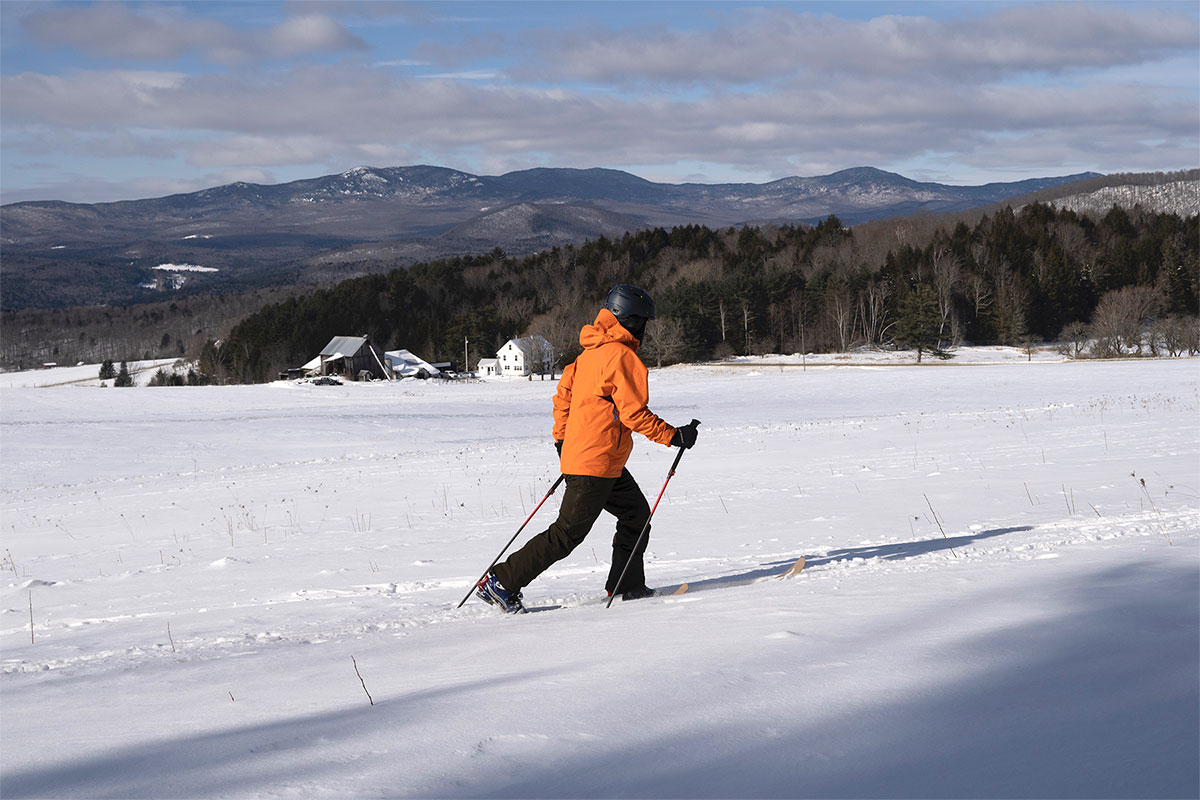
[20,3,366,65]
[2,1,1195,204]
[514,4,1197,85]
[417,70,499,80]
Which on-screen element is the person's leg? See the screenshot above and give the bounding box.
[603,469,653,595]
[494,474,615,593]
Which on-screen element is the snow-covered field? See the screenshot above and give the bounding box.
[0,359,179,389]
[1,357,1197,798]
[0,345,1066,389]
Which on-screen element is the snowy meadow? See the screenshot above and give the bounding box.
[1,356,1197,799]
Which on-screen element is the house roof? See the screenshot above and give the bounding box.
[384,349,441,377]
[503,335,553,354]
[320,336,367,358]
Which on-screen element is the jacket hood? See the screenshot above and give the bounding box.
[580,308,640,351]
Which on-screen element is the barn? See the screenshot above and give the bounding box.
[301,336,392,381]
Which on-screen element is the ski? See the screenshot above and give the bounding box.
[778,556,805,579]
[522,604,561,614]
[485,557,803,614]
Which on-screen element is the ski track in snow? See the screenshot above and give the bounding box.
[1,358,1197,798]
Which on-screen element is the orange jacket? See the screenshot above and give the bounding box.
[553,309,676,478]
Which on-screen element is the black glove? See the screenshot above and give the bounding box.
[670,419,700,449]
[555,440,563,456]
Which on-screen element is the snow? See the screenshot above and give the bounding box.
[0,359,179,388]
[154,263,219,272]
[1,357,1197,798]
[1048,180,1200,218]
[724,344,1068,366]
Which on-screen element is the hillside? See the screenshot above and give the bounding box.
[0,165,1099,311]
[3,187,1195,375]
[1046,179,1200,217]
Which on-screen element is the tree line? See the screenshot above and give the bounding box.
[0,285,307,372]
[206,202,1197,383]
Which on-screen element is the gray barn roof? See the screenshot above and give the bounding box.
[319,336,368,358]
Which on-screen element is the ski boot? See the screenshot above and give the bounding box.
[475,572,525,613]
[611,585,656,602]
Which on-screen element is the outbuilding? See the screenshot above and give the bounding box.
[306,335,392,381]
[385,349,441,379]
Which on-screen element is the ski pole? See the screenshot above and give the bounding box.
[607,419,699,609]
[457,474,565,608]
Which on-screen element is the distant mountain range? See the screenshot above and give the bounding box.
[1,165,1101,310]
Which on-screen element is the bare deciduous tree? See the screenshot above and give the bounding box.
[789,289,811,355]
[1150,315,1200,357]
[640,316,689,367]
[825,281,856,352]
[859,277,893,346]
[1089,286,1162,357]
[930,246,962,347]
[741,300,755,355]
[1057,321,1090,358]
[527,306,589,377]
[993,270,1028,345]
[494,295,536,331]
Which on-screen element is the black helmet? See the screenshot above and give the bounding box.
[604,284,656,322]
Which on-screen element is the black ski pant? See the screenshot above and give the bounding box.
[493,469,651,595]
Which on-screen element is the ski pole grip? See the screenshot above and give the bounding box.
[671,419,700,452]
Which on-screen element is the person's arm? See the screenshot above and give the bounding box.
[551,361,575,444]
[609,350,675,446]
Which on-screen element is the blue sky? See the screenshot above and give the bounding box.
[1,1,1196,204]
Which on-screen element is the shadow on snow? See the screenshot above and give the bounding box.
[671,525,1033,595]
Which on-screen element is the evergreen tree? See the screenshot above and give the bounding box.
[895,284,946,363]
[211,202,1196,382]
[148,367,184,386]
[99,359,115,380]
[114,361,134,387]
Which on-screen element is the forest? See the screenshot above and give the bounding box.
[208,202,1197,383]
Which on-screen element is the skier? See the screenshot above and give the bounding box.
[475,284,700,612]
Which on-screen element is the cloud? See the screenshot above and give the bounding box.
[0,168,280,205]
[1,69,189,127]
[188,134,340,168]
[19,2,366,65]
[264,14,366,59]
[3,126,180,161]
[4,61,1192,185]
[283,0,434,23]
[516,3,1197,85]
[3,3,1195,203]
[417,70,499,80]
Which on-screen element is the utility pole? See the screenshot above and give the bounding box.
[464,338,469,375]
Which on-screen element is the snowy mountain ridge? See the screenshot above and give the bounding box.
[2,164,1100,248]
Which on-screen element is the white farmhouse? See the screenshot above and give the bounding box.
[495,335,555,377]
